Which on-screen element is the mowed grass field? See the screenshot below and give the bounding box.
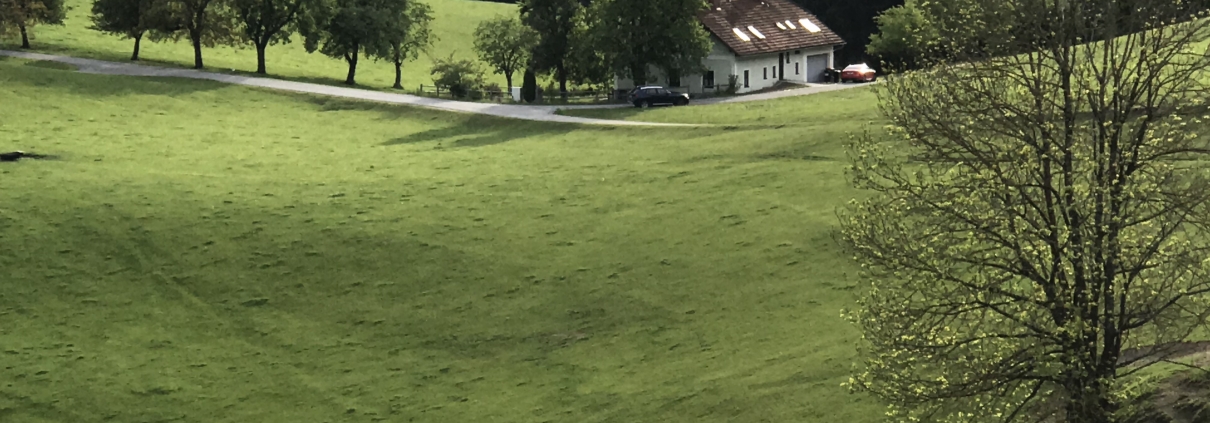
[0,57,885,423]
[0,0,513,89]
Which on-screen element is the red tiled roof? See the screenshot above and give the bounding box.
[699,0,845,56]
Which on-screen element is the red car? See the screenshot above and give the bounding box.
[840,63,877,83]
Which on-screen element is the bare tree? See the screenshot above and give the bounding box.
[840,1,1210,422]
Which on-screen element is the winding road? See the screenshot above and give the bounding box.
[1,50,868,126]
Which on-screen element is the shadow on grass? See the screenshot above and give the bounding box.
[384,115,578,148]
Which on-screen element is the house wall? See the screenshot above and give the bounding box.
[613,37,840,95]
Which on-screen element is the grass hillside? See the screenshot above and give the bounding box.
[556,88,883,126]
[0,57,885,423]
[0,0,513,89]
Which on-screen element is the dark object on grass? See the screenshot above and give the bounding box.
[0,149,55,160]
[0,151,53,162]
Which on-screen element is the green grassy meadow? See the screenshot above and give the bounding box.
[557,88,883,127]
[0,0,514,89]
[0,58,886,422]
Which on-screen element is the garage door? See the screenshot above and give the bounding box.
[806,54,829,83]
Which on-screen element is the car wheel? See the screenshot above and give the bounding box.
[640,101,651,109]
[676,98,688,106]
[633,101,643,108]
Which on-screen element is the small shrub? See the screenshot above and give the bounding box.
[431,54,486,99]
[726,74,739,95]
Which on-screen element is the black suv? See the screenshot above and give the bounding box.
[628,86,690,108]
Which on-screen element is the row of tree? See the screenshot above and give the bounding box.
[2,0,434,85]
[467,0,712,100]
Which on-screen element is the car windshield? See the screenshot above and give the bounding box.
[844,65,867,71]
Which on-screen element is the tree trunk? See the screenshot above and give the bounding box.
[19,25,30,49]
[392,60,404,89]
[345,52,359,85]
[256,42,268,74]
[191,31,204,69]
[505,72,513,101]
[131,33,143,61]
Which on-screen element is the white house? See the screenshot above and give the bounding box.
[615,0,846,95]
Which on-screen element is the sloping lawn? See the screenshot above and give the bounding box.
[0,0,513,89]
[0,58,884,423]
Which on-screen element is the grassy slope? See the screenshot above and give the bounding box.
[0,0,513,89]
[0,58,884,423]
[556,88,884,126]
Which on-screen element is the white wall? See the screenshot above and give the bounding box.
[732,53,783,93]
[613,38,840,95]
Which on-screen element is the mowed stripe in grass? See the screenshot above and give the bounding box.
[0,59,882,423]
[1,0,514,90]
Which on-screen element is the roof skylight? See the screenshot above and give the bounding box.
[784,20,796,29]
[732,27,752,41]
[747,25,767,39]
[776,22,787,30]
[798,18,821,33]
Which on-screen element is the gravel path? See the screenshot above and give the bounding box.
[1,50,870,124]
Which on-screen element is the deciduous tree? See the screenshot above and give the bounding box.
[0,0,65,49]
[90,0,172,60]
[232,0,309,73]
[840,1,1210,422]
[161,0,238,69]
[472,15,535,92]
[370,0,432,89]
[517,0,579,97]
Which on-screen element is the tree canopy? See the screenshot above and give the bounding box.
[583,0,710,85]
[841,0,1210,422]
[472,15,536,92]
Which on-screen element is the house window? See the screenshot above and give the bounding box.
[703,71,715,88]
[743,70,749,87]
[772,66,777,79]
[763,67,767,80]
[668,70,681,87]
[786,55,791,64]
[795,62,800,75]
